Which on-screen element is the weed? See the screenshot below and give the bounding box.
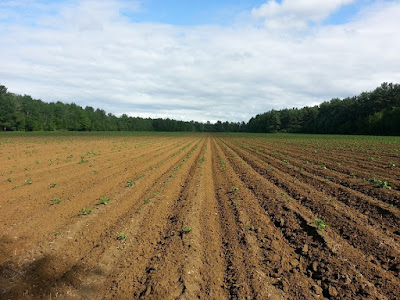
[54,232,60,236]
[24,179,32,185]
[232,186,239,191]
[91,170,99,174]
[79,208,92,215]
[50,198,62,205]
[319,165,327,170]
[182,226,193,234]
[314,219,327,231]
[232,201,239,207]
[50,182,57,188]
[7,177,12,182]
[117,232,126,240]
[98,197,111,205]
[389,162,396,168]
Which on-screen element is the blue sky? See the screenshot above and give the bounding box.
[1,0,400,122]
[126,0,267,25]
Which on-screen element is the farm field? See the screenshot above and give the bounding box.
[0,132,399,299]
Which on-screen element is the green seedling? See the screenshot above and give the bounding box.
[50,182,57,188]
[98,197,111,205]
[182,226,193,234]
[24,179,32,185]
[369,178,392,189]
[314,219,327,231]
[389,162,396,168]
[117,232,126,240]
[144,198,151,204]
[78,156,88,164]
[50,198,62,205]
[126,181,134,187]
[7,177,12,182]
[79,208,92,215]
[232,186,239,191]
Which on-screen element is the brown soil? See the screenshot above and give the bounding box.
[0,133,399,299]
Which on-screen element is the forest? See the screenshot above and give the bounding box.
[0,82,399,135]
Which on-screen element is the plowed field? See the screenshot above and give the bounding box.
[1,133,399,299]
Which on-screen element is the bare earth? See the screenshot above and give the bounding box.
[0,133,399,299]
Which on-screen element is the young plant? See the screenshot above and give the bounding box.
[98,197,111,205]
[182,226,193,234]
[126,180,134,187]
[49,182,57,188]
[50,198,62,205]
[314,219,327,231]
[117,232,127,240]
[24,179,32,185]
[79,208,92,215]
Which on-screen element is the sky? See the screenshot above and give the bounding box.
[1,0,400,123]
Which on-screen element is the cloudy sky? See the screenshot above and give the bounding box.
[1,0,400,122]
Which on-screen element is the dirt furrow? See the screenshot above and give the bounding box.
[219,138,400,265]
[0,137,205,299]
[232,139,400,232]
[217,138,400,299]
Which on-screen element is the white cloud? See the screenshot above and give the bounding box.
[0,0,400,122]
[252,0,357,29]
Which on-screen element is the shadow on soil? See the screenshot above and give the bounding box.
[0,237,84,299]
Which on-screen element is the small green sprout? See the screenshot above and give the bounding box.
[79,208,92,215]
[24,179,32,185]
[50,198,62,205]
[126,181,134,187]
[50,182,57,188]
[182,226,193,234]
[314,219,327,231]
[117,232,126,240]
[98,197,111,205]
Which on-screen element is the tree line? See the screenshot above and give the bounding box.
[247,82,400,135]
[1,83,399,135]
